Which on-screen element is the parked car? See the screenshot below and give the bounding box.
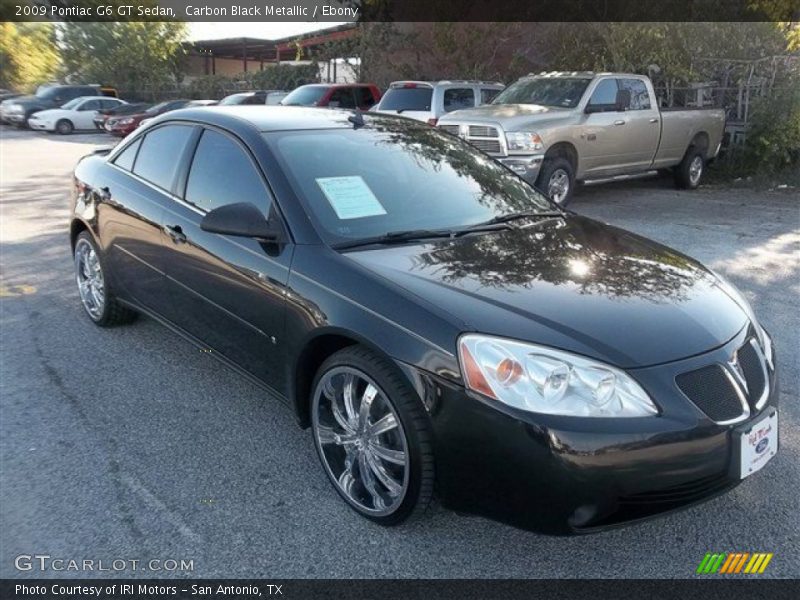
[280,83,381,110]
[438,72,726,205]
[70,106,777,534]
[373,80,505,126]
[3,84,118,128]
[105,99,193,137]
[138,100,217,128]
[220,90,288,106]
[28,96,127,134]
[93,103,152,131]
[0,89,22,102]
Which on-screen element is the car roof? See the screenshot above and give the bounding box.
[297,83,375,88]
[71,95,121,102]
[389,80,504,88]
[155,105,408,133]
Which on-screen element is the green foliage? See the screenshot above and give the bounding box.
[736,79,800,174]
[59,22,188,100]
[0,23,60,92]
[250,64,319,90]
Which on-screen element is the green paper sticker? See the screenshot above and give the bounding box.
[316,176,387,220]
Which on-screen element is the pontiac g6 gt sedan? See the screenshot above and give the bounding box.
[69,106,778,534]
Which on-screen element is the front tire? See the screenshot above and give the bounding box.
[674,147,705,189]
[310,346,434,525]
[536,156,575,207]
[56,119,74,135]
[73,231,137,327]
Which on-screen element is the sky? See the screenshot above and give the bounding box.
[189,22,349,41]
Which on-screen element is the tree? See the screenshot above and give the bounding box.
[0,23,60,92]
[59,22,188,100]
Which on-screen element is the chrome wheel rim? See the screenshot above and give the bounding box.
[74,239,105,320]
[312,366,410,516]
[689,155,703,185]
[548,168,570,204]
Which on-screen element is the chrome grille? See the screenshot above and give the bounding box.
[469,139,503,154]
[468,125,498,137]
[439,124,460,136]
[738,338,768,409]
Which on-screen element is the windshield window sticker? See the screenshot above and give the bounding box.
[316,176,387,220]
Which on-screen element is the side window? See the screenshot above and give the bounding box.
[353,87,376,108]
[113,138,142,171]
[444,88,475,112]
[328,88,356,109]
[100,99,119,109]
[133,125,194,191]
[184,129,270,213]
[618,78,651,110]
[79,99,101,111]
[481,88,501,104]
[587,79,619,110]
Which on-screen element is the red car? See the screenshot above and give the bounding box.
[104,99,192,136]
[280,83,381,110]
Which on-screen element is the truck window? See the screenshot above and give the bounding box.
[329,88,357,109]
[618,79,651,110]
[379,87,433,111]
[444,88,475,112]
[481,88,501,104]
[587,79,619,111]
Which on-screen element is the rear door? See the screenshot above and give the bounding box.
[353,86,378,110]
[160,127,293,389]
[326,87,357,109]
[616,77,661,169]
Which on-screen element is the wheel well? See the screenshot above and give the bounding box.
[689,132,710,157]
[544,142,578,171]
[293,334,358,427]
[70,219,88,251]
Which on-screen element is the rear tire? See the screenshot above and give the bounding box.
[56,119,74,135]
[73,231,137,327]
[310,345,434,526]
[536,156,575,207]
[674,147,705,189]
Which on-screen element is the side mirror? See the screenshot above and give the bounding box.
[200,202,282,242]
[615,89,631,111]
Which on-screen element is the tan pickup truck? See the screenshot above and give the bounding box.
[438,72,725,206]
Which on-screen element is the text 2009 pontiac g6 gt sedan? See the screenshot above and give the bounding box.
[70,107,778,534]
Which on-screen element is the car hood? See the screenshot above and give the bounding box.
[7,95,50,108]
[440,103,572,131]
[30,108,69,119]
[345,216,748,369]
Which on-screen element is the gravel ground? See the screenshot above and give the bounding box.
[1,126,798,579]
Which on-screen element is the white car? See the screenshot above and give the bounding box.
[28,96,126,134]
[372,80,505,126]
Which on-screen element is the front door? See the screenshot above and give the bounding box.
[160,127,293,391]
[577,78,630,177]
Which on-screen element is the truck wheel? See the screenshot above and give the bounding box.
[537,157,575,207]
[674,148,705,189]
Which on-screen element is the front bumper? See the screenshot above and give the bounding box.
[498,154,544,184]
[28,120,52,131]
[5,113,26,125]
[413,326,778,535]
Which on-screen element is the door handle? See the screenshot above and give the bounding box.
[614,120,626,126]
[649,118,659,123]
[164,224,186,244]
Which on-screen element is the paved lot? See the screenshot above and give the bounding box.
[1,125,798,579]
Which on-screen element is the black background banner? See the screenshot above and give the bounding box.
[1,0,799,22]
[1,579,799,600]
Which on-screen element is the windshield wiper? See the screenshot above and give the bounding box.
[464,210,564,230]
[333,228,456,250]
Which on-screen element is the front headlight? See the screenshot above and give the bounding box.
[458,334,658,417]
[7,104,23,114]
[505,131,544,154]
[117,117,134,125]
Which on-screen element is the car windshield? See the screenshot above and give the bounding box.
[36,87,63,100]
[60,98,84,110]
[281,86,328,106]
[265,117,554,246]
[220,94,247,105]
[379,87,433,111]
[492,77,591,108]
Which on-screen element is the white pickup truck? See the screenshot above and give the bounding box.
[438,72,726,206]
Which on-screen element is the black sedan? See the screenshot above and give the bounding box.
[69,107,778,534]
